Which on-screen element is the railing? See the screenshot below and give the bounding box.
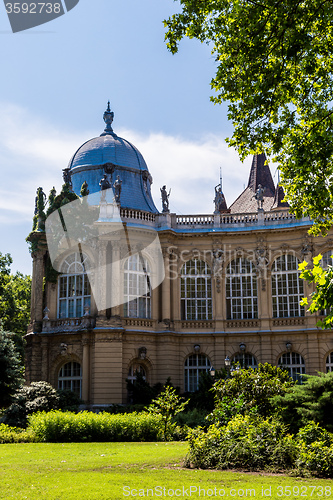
[42,317,95,333]
[272,317,306,327]
[124,318,154,328]
[120,208,156,222]
[226,319,260,329]
[175,210,300,227]
[176,215,214,226]
[181,321,214,329]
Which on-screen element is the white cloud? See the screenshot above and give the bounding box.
[0,103,257,224]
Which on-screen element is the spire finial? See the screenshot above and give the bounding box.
[102,101,114,135]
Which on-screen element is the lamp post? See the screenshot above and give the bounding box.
[209,366,216,378]
[225,355,231,378]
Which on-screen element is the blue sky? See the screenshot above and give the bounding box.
[0,0,272,275]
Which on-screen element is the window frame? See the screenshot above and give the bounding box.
[180,259,212,321]
[58,361,82,397]
[58,252,91,319]
[271,254,304,318]
[123,254,151,319]
[278,352,306,382]
[184,353,211,392]
[226,257,258,320]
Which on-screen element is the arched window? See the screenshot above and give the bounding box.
[226,257,258,319]
[184,353,211,392]
[271,254,304,318]
[181,260,212,320]
[278,352,305,382]
[232,352,258,369]
[127,363,146,382]
[326,352,333,372]
[124,254,151,318]
[321,250,333,269]
[58,361,82,396]
[58,252,91,318]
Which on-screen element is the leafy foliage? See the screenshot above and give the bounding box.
[186,414,296,471]
[299,255,333,329]
[0,423,36,443]
[2,382,82,428]
[0,329,24,408]
[28,410,166,443]
[296,422,333,477]
[147,385,189,440]
[211,363,294,422]
[164,1,333,234]
[272,371,333,433]
[0,252,31,336]
[2,381,60,427]
[126,371,162,406]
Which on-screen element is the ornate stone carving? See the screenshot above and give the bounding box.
[301,235,313,256]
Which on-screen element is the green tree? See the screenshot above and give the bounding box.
[0,253,31,337]
[164,1,333,234]
[299,255,333,329]
[211,363,294,422]
[0,329,24,408]
[272,371,333,432]
[147,385,189,440]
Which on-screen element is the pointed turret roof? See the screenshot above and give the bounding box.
[271,184,289,210]
[229,153,275,213]
[247,153,275,193]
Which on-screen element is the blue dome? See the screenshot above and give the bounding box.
[68,134,148,171]
[67,103,158,214]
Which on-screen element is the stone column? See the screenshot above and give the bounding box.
[41,337,49,382]
[162,248,171,321]
[32,250,46,332]
[111,241,121,318]
[81,335,90,403]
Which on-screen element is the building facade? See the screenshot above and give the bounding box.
[25,104,333,407]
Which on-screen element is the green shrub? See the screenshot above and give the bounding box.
[174,408,208,429]
[147,386,189,440]
[186,414,297,471]
[2,381,60,427]
[57,389,82,412]
[28,411,168,442]
[0,423,36,443]
[272,372,333,432]
[295,422,333,477]
[212,364,294,422]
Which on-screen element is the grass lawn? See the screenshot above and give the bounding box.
[0,442,332,500]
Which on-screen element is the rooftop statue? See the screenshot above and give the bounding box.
[253,184,266,210]
[160,185,171,213]
[113,175,122,203]
[214,184,226,214]
[99,174,111,201]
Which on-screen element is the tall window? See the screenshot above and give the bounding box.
[184,353,211,392]
[58,252,91,318]
[124,254,151,318]
[321,250,333,269]
[320,251,333,317]
[127,364,146,382]
[278,352,305,382]
[326,352,333,372]
[271,254,304,318]
[232,352,258,369]
[226,258,258,319]
[58,361,82,396]
[181,260,212,320]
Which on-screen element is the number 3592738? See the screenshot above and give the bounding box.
[5,3,62,14]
